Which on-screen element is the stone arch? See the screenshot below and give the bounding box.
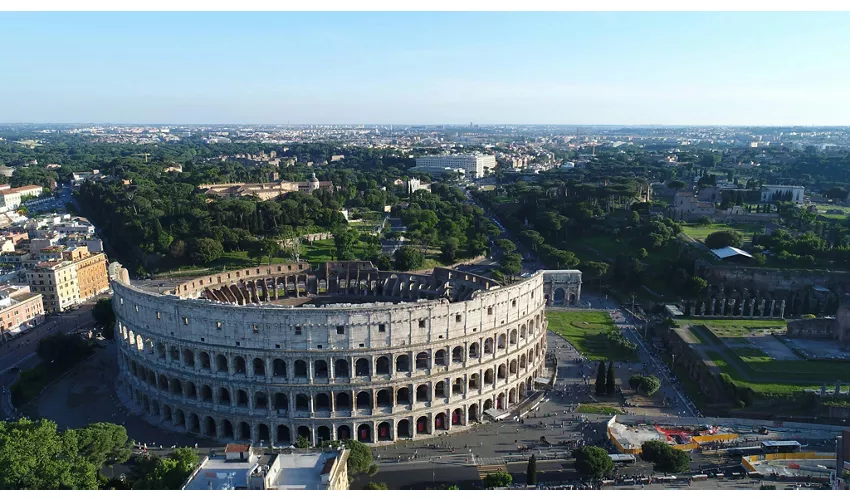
[276,425,291,445]
[157,342,166,359]
[183,349,195,367]
[452,408,463,425]
[434,349,447,366]
[434,412,447,431]
[238,422,251,441]
[221,420,234,439]
[253,358,266,376]
[315,392,331,411]
[510,329,517,345]
[520,353,527,369]
[357,423,371,443]
[395,355,410,372]
[186,381,197,399]
[520,324,527,340]
[162,404,172,422]
[509,359,518,375]
[295,393,310,411]
[273,358,287,378]
[336,392,351,409]
[497,364,507,380]
[274,392,288,411]
[484,368,494,385]
[553,287,566,304]
[452,346,464,363]
[416,416,430,434]
[376,388,391,406]
[335,359,349,378]
[497,334,506,349]
[375,356,390,375]
[469,403,479,422]
[254,391,267,409]
[452,377,464,395]
[258,423,270,443]
[204,416,217,437]
[434,381,446,398]
[355,358,370,377]
[169,345,180,362]
[234,356,246,375]
[237,389,249,407]
[497,392,505,410]
[469,373,480,390]
[217,387,230,404]
[151,400,160,416]
[397,419,410,438]
[314,360,329,378]
[569,293,577,305]
[484,338,494,354]
[200,351,211,370]
[158,374,168,390]
[356,391,371,409]
[416,384,429,402]
[509,387,517,404]
[175,409,186,428]
[317,426,331,444]
[188,413,200,433]
[294,360,308,378]
[415,351,429,370]
[469,342,479,358]
[396,387,410,405]
[215,354,228,373]
[377,422,392,441]
[483,399,493,411]
[170,378,182,395]
[337,425,351,441]
[297,425,311,443]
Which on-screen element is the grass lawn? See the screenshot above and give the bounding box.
[675,318,786,337]
[546,310,637,361]
[680,222,764,242]
[810,203,850,220]
[576,403,623,415]
[733,347,772,363]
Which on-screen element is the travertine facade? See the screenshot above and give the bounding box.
[111,261,547,446]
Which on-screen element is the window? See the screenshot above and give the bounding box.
[531,291,535,298]
[134,305,139,312]
[487,306,493,315]
[236,341,240,346]
[336,326,345,335]
[275,344,280,348]
[418,319,426,328]
[317,345,322,349]
[253,324,259,333]
[216,321,222,330]
[512,300,516,307]
[200,337,205,342]
[156,312,161,320]
[295,326,302,335]
[378,324,386,333]
[359,343,365,348]
[455,314,462,323]
[119,298,123,305]
[183,317,189,325]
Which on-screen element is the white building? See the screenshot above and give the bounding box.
[0,185,44,210]
[761,185,805,204]
[415,153,496,179]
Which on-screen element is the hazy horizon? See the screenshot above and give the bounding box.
[2,12,850,125]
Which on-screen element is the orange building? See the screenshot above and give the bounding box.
[73,252,109,302]
[0,285,44,334]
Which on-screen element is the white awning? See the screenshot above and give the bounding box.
[533,377,551,385]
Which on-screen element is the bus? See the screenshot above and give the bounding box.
[609,454,637,464]
[727,446,763,457]
[760,440,802,453]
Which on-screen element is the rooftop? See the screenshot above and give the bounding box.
[711,246,753,260]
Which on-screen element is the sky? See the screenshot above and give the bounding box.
[1,11,850,125]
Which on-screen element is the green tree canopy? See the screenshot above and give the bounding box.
[91,298,116,339]
[595,360,607,396]
[704,230,743,249]
[483,470,513,488]
[628,374,661,396]
[393,246,423,271]
[188,237,224,264]
[572,446,614,480]
[639,440,690,473]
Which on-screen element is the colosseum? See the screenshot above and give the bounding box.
[111,261,548,446]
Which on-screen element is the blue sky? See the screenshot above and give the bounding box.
[1,12,849,125]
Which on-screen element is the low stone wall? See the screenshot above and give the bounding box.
[787,318,837,340]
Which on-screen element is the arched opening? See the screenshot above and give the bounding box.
[416,416,430,434]
[234,356,246,375]
[452,377,463,395]
[297,426,311,443]
[569,293,576,305]
[315,393,330,411]
[188,413,200,433]
[295,394,310,411]
[355,358,370,377]
[151,400,160,416]
[314,360,328,378]
[376,389,391,407]
[509,329,517,345]
[216,354,228,373]
[294,360,307,378]
[200,351,211,370]
[238,422,251,440]
[357,424,371,443]
[469,373,479,390]
[375,356,390,375]
[434,349,447,366]
[170,378,182,395]
[223,420,234,439]
[497,334,506,349]
[520,324,527,340]
[183,349,194,367]
[276,425,291,445]
[416,384,429,402]
[434,412,447,431]
[274,392,288,411]
[509,388,517,404]
[158,374,168,390]
[397,419,410,438]
[253,358,265,376]
[396,387,410,405]
[201,385,213,402]
[452,346,463,363]
[497,364,506,380]
[170,346,180,362]
[258,424,270,443]
[484,338,493,354]
[497,392,505,410]
[519,383,528,398]
[520,354,527,369]
[237,390,249,408]
[218,387,230,404]
[553,287,566,304]
[469,403,479,422]
[175,409,186,428]
[335,392,351,409]
[337,425,351,441]
[204,416,217,437]
[452,408,463,425]
[469,342,480,358]
[484,369,494,385]
[415,351,429,370]
[162,404,172,422]
[157,342,166,359]
[434,381,446,398]
[356,391,371,409]
[334,359,349,378]
[317,426,331,444]
[510,359,518,374]
[273,358,286,378]
[255,391,267,409]
[395,355,410,372]
[378,422,391,441]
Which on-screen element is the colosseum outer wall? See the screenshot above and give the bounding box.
[112,264,548,446]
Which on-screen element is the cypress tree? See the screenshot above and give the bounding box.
[595,360,606,396]
[526,454,537,485]
[606,360,616,395]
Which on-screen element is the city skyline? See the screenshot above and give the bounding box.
[2,11,850,125]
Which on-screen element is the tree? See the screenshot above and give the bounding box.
[636,248,648,259]
[595,360,607,396]
[495,238,517,255]
[572,446,614,480]
[75,422,132,467]
[628,374,661,396]
[169,239,186,261]
[326,440,375,477]
[188,237,224,265]
[131,447,199,490]
[606,360,616,396]
[704,230,743,249]
[333,229,357,261]
[483,470,513,488]
[364,482,388,490]
[91,298,116,339]
[295,435,311,449]
[526,454,537,485]
[687,276,708,297]
[639,440,690,473]
[440,237,459,263]
[667,180,686,190]
[499,252,523,281]
[393,246,423,271]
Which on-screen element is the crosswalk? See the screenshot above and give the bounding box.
[475,456,507,466]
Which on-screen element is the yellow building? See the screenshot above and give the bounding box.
[73,251,109,301]
[26,260,80,313]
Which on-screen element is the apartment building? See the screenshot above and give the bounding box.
[74,251,109,301]
[414,153,496,178]
[0,184,44,210]
[0,285,44,334]
[27,260,80,313]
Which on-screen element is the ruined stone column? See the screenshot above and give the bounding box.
[749,299,756,318]
[780,300,786,319]
[700,302,706,316]
[711,299,716,316]
[759,299,765,318]
[720,298,726,316]
[770,300,775,318]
